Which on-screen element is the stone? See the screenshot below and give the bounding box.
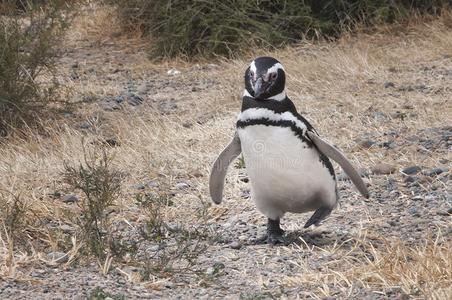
[371,163,396,175]
[47,252,68,263]
[384,82,395,88]
[426,167,446,176]
[167,68,181,76]
[134,183,145,190]
[62,194,78,203]
[401,166,421,175]
[229,241,242,250]
[412,195,423,201]
[175,182,189,190]
[356,139,375,149]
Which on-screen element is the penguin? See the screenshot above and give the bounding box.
[210,56,369,244]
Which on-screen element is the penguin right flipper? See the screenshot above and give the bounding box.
[304,206,333,228]
[209,132,242,204]
[307,131,370,198]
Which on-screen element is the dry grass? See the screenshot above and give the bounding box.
[281,232,451,299]
[0,5,451,298]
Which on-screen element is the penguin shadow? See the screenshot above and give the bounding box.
[248,229,351,248]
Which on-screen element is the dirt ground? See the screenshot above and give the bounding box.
[0,7,451,300]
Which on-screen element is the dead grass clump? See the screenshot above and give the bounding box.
[0,192,33,276]
[63,145,122,260]
[283,233,451,298]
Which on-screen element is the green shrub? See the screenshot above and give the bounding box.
[63,146,122,260]
[0,0,73,134]
[111,0,449,59]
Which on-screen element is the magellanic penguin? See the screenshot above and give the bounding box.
[210,56,369,244]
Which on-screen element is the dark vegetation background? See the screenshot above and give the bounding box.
[0,0,450,133]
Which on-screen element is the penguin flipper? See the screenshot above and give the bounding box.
[307,131,370,199]
[209,132,242,204]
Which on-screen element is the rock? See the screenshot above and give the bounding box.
[408,207,420,217]
[158,100,178,114]
[190,171,203,178]
[356,139,375,149]
[384,82,395,88]
[401,166,422,175]
[371,163,396,175]
[371,111,388,121]
[238,173,249,183]
[134,183,145,190]
[167,68,181,76]
[102,101,121,111]
[79,122,91,129]
[46,252,68,263]
[437,208,452,216]
[147,180,159,188]
[59,224,75,233]
[229,241,242,250]
[404,176,416,183]
[126,93,144,106]
[104,138,120,147]
[62,194,78,203]
[388,220,397,226]
[175,182,189,190]
[240,189,250,199]
[426,167,446,176]
[113,95,124,104]
[412,195,423,201]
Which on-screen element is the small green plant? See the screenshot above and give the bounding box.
[136,192,168,241]
[235,155,246,169]
[88,286,125,300]
[63,145,122,260]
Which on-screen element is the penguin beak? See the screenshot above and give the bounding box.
[253,77,265,99]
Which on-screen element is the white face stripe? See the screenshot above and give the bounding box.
[238,108,307,133]
[243,89,252,97]
[266,62,284,75]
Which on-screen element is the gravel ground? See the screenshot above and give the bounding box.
[0,16,451,300]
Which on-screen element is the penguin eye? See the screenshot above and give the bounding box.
[270,72,278,80]
[249,70,254,78]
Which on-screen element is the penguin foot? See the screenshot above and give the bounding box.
[267,218,285,245]
[304,206,333,228]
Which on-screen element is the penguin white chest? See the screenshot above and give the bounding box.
[237,125,336,219]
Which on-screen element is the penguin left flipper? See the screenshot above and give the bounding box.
[307,131,370,199]
[209,132,242,204]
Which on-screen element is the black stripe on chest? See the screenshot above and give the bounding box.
[238,96,336,178]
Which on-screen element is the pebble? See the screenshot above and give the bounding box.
[357,139,375,148]
[401,166,421,175]
[371,163,396,175]
[408,207,420,217]
[62,194,78,203]
[175,182,189,190]
[384,82,395,88]
[46,252,68,263]
[134,183,145,190]
[167,68,181,76]
[404,176,416,183]
[229,241,242,250]
[412,195,423,201]
[426,167,446,176]
[59,224,75,233]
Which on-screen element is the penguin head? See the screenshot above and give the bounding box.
[244,56,286,100]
